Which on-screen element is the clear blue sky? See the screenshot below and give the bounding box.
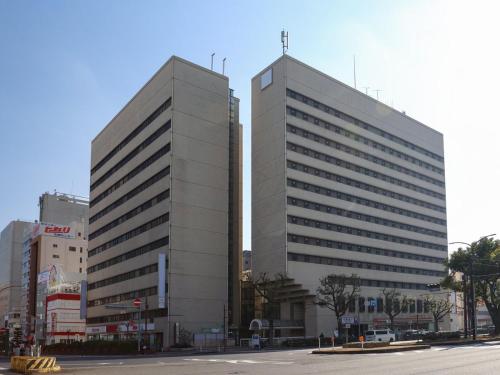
[1,0,499,251]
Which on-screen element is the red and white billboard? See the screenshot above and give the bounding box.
[32,223,76,239]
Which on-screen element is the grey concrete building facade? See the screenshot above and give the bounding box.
[0,221,33,326]
[88,56,242,348]
[252,55,448,335]
[39,192,89,236]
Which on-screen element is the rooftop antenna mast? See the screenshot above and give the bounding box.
[374,89,383,101]
[211,53,215,70]
[222,57,226,75]
[362,86,370,95]
[281,30,288,55]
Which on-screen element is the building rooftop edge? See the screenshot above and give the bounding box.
[92,55,229,144]
[252,54,443,138]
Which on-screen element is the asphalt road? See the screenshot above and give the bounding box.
[2,342,500,374]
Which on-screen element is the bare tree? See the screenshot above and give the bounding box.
[249,272,288,346]
[380,288,409,330]
[316,274,360,335]
[424,296,453,332]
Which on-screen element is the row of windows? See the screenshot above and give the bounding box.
[88,286,158,307]
[90,166,171,224]
[88,263,159,291]
[286,89,444,162]
[89,190,170,241]
[88,213,169,257]
[90,143,171,208]
[287,196,446,239]
[91,120,171,192]
[289,233,445,264]
[87,308,167,325]
[287,178,446,226]
[91,98,172,175]
[288,160,446,213]
[53,245,86,253]
[287,123,444,188]
[87,237,169,274]
[286,106,444,176]
[288,215,447,251]
[288,142,445,201]
[288,252,445,277]
[357,297,427,314]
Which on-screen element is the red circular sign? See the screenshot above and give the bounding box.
[133,298,142,307]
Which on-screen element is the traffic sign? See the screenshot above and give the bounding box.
[341,316,357,324]
[133,298,142,307]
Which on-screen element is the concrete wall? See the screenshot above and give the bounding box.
[251,58,288,277]
[168,57,230,341]
[39,193,89,237]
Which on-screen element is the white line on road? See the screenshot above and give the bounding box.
[183,358,294,365]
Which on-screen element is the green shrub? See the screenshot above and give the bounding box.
[42,340,137,355]
[422,331,461,341]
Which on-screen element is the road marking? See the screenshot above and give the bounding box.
[183,358,294,365]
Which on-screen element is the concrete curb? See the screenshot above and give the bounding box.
[426,338,500,347]
[312,345,431,354]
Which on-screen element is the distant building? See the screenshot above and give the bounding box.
[20,191,89,341]
[252,55,448,336]
[242,250,252,272]
[39,192,89,236]
[22,221,87,343]
[0,221,34,329]
[87,56,242,348]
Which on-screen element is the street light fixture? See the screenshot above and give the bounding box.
[449,233,496,340]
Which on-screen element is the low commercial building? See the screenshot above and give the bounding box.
[22,221,87,342]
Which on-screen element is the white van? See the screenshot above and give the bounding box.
[365,329,396,342]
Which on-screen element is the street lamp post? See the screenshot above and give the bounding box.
[449,234,496,341]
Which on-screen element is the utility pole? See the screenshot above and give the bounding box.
[469,260,476,340]
[223,304,227,352]
[462,274,468,339]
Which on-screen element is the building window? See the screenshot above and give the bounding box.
[52,244,58,248]
[377,298,384,313]
[368,298,375,313]
[260,68,273,90]
[358,297,365,313]
[69,246,76,252]
[80,257,83,263]
[417,299,423,314]
[52,254,60,259]
[409,300,416,313]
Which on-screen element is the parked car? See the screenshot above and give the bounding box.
[365,329,396,342]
